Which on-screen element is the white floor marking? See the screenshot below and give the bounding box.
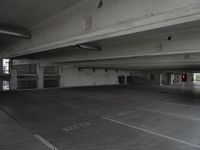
[62,122,91,133]
[137,107,200,122]
[35,135,58,150]
[102,117,200,149]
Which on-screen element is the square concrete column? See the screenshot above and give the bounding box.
[0,80,2,91]
[160,73,163,86]
[10,69,18,90]
[37,65,44,89]
[0,59,2,91]
[0,59,2,73]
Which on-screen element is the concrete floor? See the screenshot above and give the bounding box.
[1,84,200,150]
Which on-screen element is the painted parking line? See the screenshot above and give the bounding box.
[0,105,58,150]
[62,122,91,133]
[137,107,200,122]
[35,135,58,150]
[102,116,200,149]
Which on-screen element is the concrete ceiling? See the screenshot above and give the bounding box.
[15,20,200,58]
[0,0,82,50]
[0,0,81,30]
[95,20,200,45]
[13,20,200,71]
[5,2,200,71]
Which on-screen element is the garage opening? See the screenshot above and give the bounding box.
[2,59,10,91]
[193,73,200,83]
[3,80,9,91]
[3,59,10,74]
[118,76,126,84]
[44,66,60,88]
[17,64,37,89]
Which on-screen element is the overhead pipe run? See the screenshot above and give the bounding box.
[0,28,31,39]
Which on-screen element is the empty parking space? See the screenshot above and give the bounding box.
[0,85,200,150]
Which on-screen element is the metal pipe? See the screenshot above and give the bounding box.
[0,29,31,39]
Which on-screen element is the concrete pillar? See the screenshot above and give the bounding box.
[0,59,2,74]
[160,72,172,86]
[171,74,175,85]
[187,73,194,82]
[10,60,18,90]
[37,65,44,89]
[10,69,18,90]
[93,69,96,86]
[160,73,163,86]
[0,80,2,91]
[0,59,2,91]
[125,74,128,85]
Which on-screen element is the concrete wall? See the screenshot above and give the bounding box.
[173,73,194,83]
[132,71,161,85]
[59,67,161,88]
[161,72,171,86]
[60,67,131,87]
[164,72,194,85]
[10,64,61,89]
[186,73,193,82]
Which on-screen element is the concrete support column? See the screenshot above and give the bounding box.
[171,74,175,85]
[58,66,62,88]
[93,69,96,86]
[59,66,65,88]
[187,73,194,82]
[0,59,2,91]
[10,60,18,90]
[37,65,44,89]
[125,74,128,85]
[160,72,171,86]
[160,73,163,86]
[0,80,2,91]
[0,59,2,74]
[10,69,18,90]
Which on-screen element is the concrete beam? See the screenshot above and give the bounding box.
[0,28,31,39]
[12,27,200,67]
[37,65,44,89]
[1,0,200,58]
[53,53,200,70]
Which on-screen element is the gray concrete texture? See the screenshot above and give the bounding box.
[0,84,200,149]
[1,0,200,58]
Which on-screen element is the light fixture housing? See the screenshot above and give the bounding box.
[72,44,102,51]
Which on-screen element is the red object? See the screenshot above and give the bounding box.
[182,73,187,82]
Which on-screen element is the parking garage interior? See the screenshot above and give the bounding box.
[1,0,200,150]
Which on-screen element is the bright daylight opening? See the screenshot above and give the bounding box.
[3,59,10,74]
[2,59,10,91]
[193,73,200,83]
